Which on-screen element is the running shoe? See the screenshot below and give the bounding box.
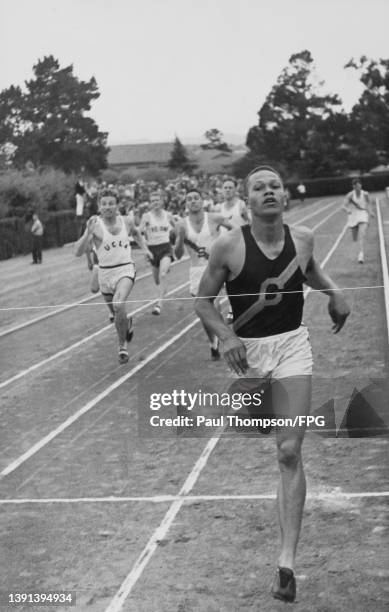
[152,304,161,315]
[126,316,134,342]
[109,315,115,323]
[211,339,221,361]
[358,251,364,264]
[271,567,296,602]
[226,311,234,324]
[118,348,129,365]
[211,347,221,361]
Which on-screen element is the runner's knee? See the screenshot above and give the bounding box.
[277,438,301,468]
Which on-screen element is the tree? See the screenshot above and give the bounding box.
[0,55,109,173]
[202,128,231,152]
[168,137,194,172]
[245,50,345,177]
[344,56,389,171]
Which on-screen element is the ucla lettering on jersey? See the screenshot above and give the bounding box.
[96,217,133,268]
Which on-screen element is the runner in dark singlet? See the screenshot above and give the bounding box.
[195,166,350,603]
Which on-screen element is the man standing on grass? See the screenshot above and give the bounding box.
[195,166,350,602]
[75,191,152,364]
[297,181,306,204]
[31,212,44,264]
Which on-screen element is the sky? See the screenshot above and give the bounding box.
[1,0,388,145]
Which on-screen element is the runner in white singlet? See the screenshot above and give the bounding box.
[174,189,232,360]
[139,190,176,315]
[75,192,151,364]
[218,179,250,321]
[343,178,374,263]
[218,178,250,231]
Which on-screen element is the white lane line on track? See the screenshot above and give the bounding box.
[1,491,388,504]
[0,206,344,471]
[0,315,201,479]
[304,222,348,298]
[0,257,189,337]
[104,216,348,612]
[0,207,342,392]
[0,280,189,391]
[285,198,326,220]
[376,198,389,345]
[290,199,336,225]
[0,212,348,610]
[104,433,223,612]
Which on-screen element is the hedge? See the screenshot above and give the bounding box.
[0,210,78,260]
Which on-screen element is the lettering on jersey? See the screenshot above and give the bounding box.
[197,247,207,259]
[149,225,169,233]
[233,258,299,333]
[104,241,129,251]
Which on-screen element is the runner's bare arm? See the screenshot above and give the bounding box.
[127,218,152,257]
[210,213,233,231]
[195,238,248,375]
[174,221,186,259]
[74,216,98,257]
[167,212,177,228]
[240,201,250,223]
[304,256,350,333]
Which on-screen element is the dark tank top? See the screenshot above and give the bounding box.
[226,224,305,338]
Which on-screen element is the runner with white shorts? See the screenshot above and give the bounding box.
[174,189,232,360]
[195,166,350,603]
[75,192,151,364]
[343,178,374,263]
[139,190,176,315]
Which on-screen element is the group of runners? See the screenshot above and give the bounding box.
[74,168,377,602]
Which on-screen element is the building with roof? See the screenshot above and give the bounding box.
[108,142,247,174]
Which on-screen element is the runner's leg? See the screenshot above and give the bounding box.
[157,255,171,309]
[272,375,311,570]
[112,277,134,349]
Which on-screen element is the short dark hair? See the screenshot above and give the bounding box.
[352,178,361,186]
[98,189,118,203]
[185,188,202,198]
[245,165,283,191]
[222,177,237,187]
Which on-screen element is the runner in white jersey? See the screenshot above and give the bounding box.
[218,178,250,321]
[174,189,232,360]
[75,192,151,364]
[343,178,374,263]
[139,190,176,315]
[219,178,250,230]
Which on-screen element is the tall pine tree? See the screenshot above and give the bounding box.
[168,137,194,172]
[0,56,109,173]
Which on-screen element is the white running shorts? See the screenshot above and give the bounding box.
[242,325,313,379]
[98,262,136,296]
[347,209,369,228]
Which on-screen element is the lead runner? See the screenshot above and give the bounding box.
[195,166,350,602]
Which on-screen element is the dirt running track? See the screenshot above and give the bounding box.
[0,196,388,611]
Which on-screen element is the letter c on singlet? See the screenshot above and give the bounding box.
[259,277,283,307]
